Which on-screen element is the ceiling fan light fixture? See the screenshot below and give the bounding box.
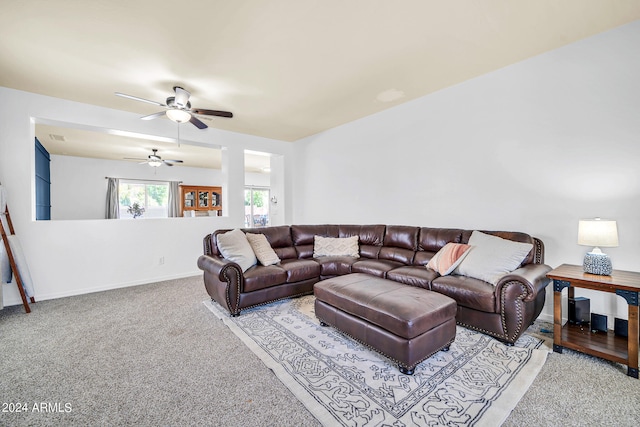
[148,159,163,167]
[166,109,191,123]
[116,87,232,130]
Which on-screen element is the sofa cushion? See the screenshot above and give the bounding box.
[292,224,340,245]
[378,247,415,265]
[313,235,360,258]
[339,224,385,245]
[386,266,439,289]
[339,224,385,259]
[456,231,533,285]
[431,275,496,313]
[243,265,287,292]
[216,229,257,272]
[419,228,464,252]
[378,225,419,264]
[358,245,382,259]
[427,243,472,275]
[279,259,321,283]
[383,225,419,250]
[315,256,357,276]
[414,228,464,266]
[294,244,314,259]
[352,259,404,277]
[245,233,281,266]
[274,246,298,260]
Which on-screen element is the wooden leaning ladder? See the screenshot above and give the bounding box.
[0,205,35,313]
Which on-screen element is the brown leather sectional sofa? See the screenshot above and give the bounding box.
[198,224,552,344]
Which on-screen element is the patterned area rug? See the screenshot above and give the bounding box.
[204,296,549,426]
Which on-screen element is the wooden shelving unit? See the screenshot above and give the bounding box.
[179,185,222,217]
[559,322,628,365]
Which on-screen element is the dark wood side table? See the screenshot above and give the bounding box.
[547,264,639,378]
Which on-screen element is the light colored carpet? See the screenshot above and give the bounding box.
[205,295,549,426]
[0,275,638,426]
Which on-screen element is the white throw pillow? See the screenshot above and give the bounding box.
[245,233,281,266]
[313,235,360,258]
[455,231,533,285]
[217,229,257,272]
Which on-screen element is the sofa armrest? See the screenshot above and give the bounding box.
[496,263,552,302]
[197,254,240,280]
[197,254,244,315]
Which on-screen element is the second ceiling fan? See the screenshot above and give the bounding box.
[125,149,183,167]
[115,86,233,129]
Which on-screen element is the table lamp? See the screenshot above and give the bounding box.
[577,218,618,275]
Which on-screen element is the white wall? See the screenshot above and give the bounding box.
[50,154,223,220]
[293,21,640,323]
[0,88,293,305]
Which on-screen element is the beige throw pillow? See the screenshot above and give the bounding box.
[216,229,257,272]
[245,233,281,266]
[427,243,472,275]
[313,235,360,258]
[455,231,533,285]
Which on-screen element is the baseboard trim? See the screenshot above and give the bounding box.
[1,271,202,307]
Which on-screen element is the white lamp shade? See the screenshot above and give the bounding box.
[578,219,619,248]
[166,109,191,123]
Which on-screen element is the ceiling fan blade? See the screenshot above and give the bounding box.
[115,92,165,107]
[163,161,174,167]
[123,157,148,161]
[141,111,167,121]
[189,115,208,129]
[192,108,233,118]
[164,159,184,164]
[174,86,190,108]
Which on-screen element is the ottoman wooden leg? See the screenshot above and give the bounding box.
[399,366,414,375]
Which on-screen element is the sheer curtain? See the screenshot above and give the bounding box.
[105,178,119,219]
[167,181,181,217]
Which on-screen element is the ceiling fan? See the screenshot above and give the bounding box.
[115,86,233,129]
[125,149,183,167]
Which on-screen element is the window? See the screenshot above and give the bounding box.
[119,180,169,219]
[244,186,270,228]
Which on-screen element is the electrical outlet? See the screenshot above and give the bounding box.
[159,256,165,265]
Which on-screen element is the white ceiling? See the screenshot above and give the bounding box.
[33,124,271,172]
[35,124,219,169]
[2,0,640,145]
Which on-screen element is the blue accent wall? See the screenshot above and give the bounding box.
[35,137,51,220]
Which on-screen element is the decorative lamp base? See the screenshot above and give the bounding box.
[583,253,613,275]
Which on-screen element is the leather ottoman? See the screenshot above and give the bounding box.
[314,273,457,375]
